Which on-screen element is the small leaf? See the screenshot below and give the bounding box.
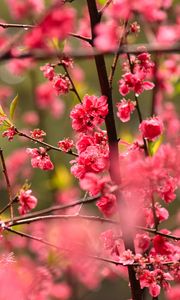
[97,0,106,4]
[10,94,19,121]
[148,136,162,156]
[0,105,6,117]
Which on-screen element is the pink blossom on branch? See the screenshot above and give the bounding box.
[58,138,74,152]
[139,116,164,141]
[24,6,76,49]
[70,95,108,132]
[119,72,155,96]
[18,189,37,215]
[116,99,136,122]
[26,147,54,171]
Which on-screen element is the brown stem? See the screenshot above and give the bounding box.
[6,194,101,223]
[16,129,78,157]
[4,227,177,268]
[0,22,35,29]
[0,148,14,219]
[86,1,142,299]
[126,53,149,156]
[109,20,128,89]
[62,64,82,104]
[151,54,159,116]
[99,0,113,15]
[69,33,92,45]
[1,43,180,61]
[5,212,180,240]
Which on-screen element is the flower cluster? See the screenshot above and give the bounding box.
[70,95,108,132]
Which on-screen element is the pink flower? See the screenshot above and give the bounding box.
[157,176,177,203]
[26,147,54,171]
[7,58,34,76]
[149,283,161,298]
[94,21,120,51]
[30,129,46,141]
[53,75,70,95]
[40,64,55,81]
[135,233,151,253]
[80,173,108,196]
[139,117,164,141]
[6,0,44,20]
[58,138,74,152]
[119,249,134,265]
[23,111,39,126]
[36,82,64,118]
[119,72,154,96]
[116,99,135,122]
[71,145,109,179]
[96,194,116,217]
[2,126,17,141]
[40,7,76,40]
[70,95,108,132]
[25,6,75,49]
[18,189,37,215]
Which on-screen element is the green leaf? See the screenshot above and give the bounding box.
[97,0,106,4]
[10,94,18,121]
[0,105,6,117]
[148,136,162,156]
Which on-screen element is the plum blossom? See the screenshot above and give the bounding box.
[139,117,164,141]
[70,95,108,132]
[25,6,76,49]
[40,64,55,81]
[53,75,70,95]
[96,194,117,217]
[18,189,37,215]
[119,72,154,96]
[116,99,136,122]
[26,147,54,171]
[36,82,65,118]
[30,129,46,141]
[2,126,17,141]
[58,138,74,152]
[94,21,121,51]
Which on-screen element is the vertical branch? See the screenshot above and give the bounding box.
[109,19,128,90]
[86,1,143,299]
[126,53,148,156]
[86,0,119,183]
[151,54,159,116]
[0,148,14,219]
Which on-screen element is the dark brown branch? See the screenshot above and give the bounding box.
[109,20,128,89]
[0,148,14,219]
[7,213,180,241]
[0,43,180,61]
[0,23,35,29]
[62,64,82,104]
[4,227,177,268]
[7,213,117,227]
[5,194,101,222]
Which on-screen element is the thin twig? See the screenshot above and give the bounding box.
[126,53,149,156]
[0,23,35,29]
[109,20,128,89]
[4,227,177,267]
[62,64,82,104]
[5,194,101,222]
[0,148,14,220]
[99,0,113,15]
[16,129,78,157]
